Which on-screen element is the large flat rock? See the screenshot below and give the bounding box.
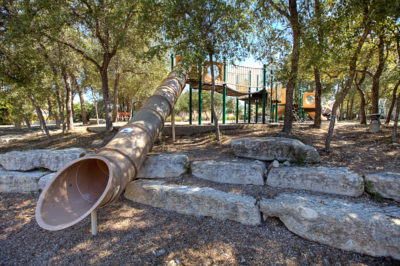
[125,180,261,226]
[191,160,265,185]
[0,148,86,171]
[137,153,188,179]
[38,173,56,191]
[365,172,400,202]
[267,166,364,196]
[231,137,320,163]
[260,193,400,259]
[0,167,49,193]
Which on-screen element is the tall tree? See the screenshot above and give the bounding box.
[325,0,384,152]
[259,0,302,134]
[164,0,251,141]
[43,0,161,131]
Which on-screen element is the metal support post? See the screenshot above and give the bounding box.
[248,70,251,123]
[262,65,266,124]
[171,54,175,142]
[189,84,192,125]
[91,210,97,235]
[256,74,259,124]
[244,102,247,123]
[236,97,239,124]
[270,69,274,123]
[198,68,202,125]
[275,76,278,123]
[223,62,227,124]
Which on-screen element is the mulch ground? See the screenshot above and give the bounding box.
[0,121,399,265]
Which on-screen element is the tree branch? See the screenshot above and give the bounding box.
[356,69,373,77]
[44,33,101,69]
[265,0,290,19]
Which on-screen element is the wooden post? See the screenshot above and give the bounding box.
[91,210,97,235]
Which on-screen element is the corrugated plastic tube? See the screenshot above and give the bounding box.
[35,69,186,231]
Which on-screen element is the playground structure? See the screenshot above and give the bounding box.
[35,56,321,233]
[184,56,319,124]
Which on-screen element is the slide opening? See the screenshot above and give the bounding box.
[36,158,111,230]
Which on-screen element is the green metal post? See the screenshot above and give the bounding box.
[244,102,247,123]
[223,62,227,124]
[236,97,239,123]
[262,65,266,124]
[198,67,202,125]
[189,83,192,125]
[299,87,304,120]
[270,70,274,123]
[275,74,278,123]
[248,70,251,123]
[255,74,259,124]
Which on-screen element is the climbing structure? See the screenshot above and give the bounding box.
[187,61,273,124]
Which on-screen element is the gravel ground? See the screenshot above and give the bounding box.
[0,193,398,265]
[1,121,400,265]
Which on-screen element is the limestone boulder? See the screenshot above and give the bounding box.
[0,136,24,144]
[267,166,364,197]
[191,160,265,185]
[38,173,56,191]
[125,180,261,226]
[260,193,400,259]
[231,137,320,163]
[0,148,86,171]
[365,172,400,202]
[0,167,48,193]
[137,153,188,179]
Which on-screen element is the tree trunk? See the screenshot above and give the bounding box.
[349,96,354,120]
[209,53,220,141]
[393,91,400,142]
[325,24,370,152]
[385,80,400,124]
[24,118,31,130]
[56,81,66,133]
[61,67,74,131]
[339,103,344,121]
[71,73,88,125]
[47,97,52,122]
[47,97,60,127]
[371,35,385,122]
[313,67,322,127]
[91,87,99,125]
[282,0,301,134]
[355,71,367,124]
[29,93,51,141]
[71,91,75,124]
[112,73,120,122]
[99,58,113,131]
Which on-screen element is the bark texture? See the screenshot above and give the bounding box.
[385,81,400,124]
[209,53,220,141]
[61,68,74,131]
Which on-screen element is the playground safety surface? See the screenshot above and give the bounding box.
[1,121,399,264]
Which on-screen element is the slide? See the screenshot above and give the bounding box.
[36,70,186,231]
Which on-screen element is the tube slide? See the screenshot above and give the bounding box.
[36,70,187,231]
